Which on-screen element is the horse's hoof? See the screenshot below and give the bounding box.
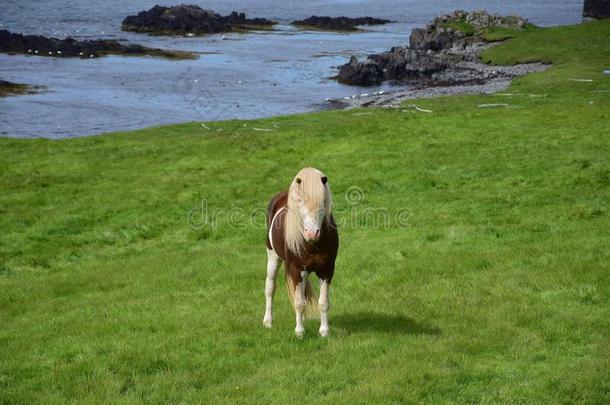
[295,328,305,338]
[319,327,329,337]
[263,317,272,328]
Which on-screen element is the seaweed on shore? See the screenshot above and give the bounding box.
[0,29,197,60]
[0,80,42,97]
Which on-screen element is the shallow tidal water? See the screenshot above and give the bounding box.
[0,0,584,138]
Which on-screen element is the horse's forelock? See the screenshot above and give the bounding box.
[288,168,331,214]
[285,168,332,255]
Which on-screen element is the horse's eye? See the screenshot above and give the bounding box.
[321,176,327,184]
[296,177,301,184]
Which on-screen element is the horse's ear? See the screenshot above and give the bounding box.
[296,177,301,184]
[321,176,328,185]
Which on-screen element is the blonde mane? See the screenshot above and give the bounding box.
[285,168,332,256]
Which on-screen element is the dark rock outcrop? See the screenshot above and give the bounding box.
[410,10,527,51]
[338,10,528,86]
[292,15,391,31]
[438,9,527,30]
[409,27,468,51]
[338,56,384,85]
[122,5,275,35]
[338,50,449,85]
[0,29,195,59]
[583,0,610,19]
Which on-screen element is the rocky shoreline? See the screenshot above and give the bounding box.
[331,10,548,108]
[0,30,196,59]
[331,61,549,109]
[122,5,276,35]
[291,15,391,31]
[337,10,530,86]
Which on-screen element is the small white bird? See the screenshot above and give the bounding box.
[34,50,39,54]
[57,50,62,54]
[79,52,83,56]
[89,54,94,58]
[27,49,32,53]
[48,51,52,55]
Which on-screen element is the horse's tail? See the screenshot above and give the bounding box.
[285,266,319,319]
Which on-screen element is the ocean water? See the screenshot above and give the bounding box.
[0,0,584,138]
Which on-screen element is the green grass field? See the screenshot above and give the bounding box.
[1,20,609,404]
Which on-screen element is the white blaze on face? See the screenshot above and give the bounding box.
[300,203,325,242]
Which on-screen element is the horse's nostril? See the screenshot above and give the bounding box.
[304,229,320,240]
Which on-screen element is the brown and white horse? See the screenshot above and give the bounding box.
[264,167,339,337]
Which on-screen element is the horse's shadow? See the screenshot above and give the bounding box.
[332,311,441,336]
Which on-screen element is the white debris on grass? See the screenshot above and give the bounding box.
[478,103,510,108]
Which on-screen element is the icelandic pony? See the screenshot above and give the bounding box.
[264,168,339,337]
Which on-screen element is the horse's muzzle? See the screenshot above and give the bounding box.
[303,229,320,242]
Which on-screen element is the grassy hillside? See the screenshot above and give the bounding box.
[1,20,609,404]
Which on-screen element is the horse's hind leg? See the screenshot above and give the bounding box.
[263,249,281,328]
[318,278,330,337]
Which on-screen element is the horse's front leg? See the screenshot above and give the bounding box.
[263,249,281,328]
[318,278,330,337]
[292,269,307,338]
